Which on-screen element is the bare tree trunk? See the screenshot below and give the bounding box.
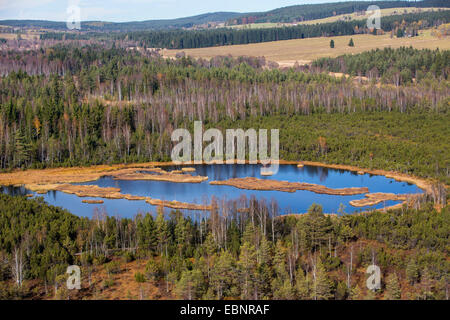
[12,246,24,288]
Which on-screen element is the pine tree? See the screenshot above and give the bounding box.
[210,250,237,299]
[13,130,30,167]
[385,273,401,300]
[155,208,170,256]
[296,268,311,299]
[330,39,335,48]
[273,278,295,300]
[305,204,332,251]
[406,258,419,285]
[256,236,273,299]
[238,241,258,299]
[336,281,348,300]
[175,269,204,300]
[350,284,363,300]
[313,259,333,300]
[174,215,189,258]
[348,38,354,47]
[420,267,434,300]
[273,240,288,281]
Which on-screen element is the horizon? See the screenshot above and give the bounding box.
[1,0,386,23]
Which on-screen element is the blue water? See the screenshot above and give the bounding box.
[2,164,421,218]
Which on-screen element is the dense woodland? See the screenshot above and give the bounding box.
[0,193,448,300]
[2,1,447,32]
[229,0,450,24]
[38,10,450,49]
[313,47,449,84]
[0,45,448,184]
[0,8,449,299]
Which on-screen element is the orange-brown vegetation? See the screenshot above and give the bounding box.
[210,177,369,195]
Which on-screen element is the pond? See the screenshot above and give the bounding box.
[2,164,421,218]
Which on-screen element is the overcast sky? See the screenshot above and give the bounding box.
[0,0,357,22]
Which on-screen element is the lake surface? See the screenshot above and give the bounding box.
[2,164,421,218]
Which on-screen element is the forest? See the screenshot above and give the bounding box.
[0,45,448,184]
[2,1,447,32]
[0,193,448,300]
[313,47,449,84]
[0,27,448,299]
[38,10,450,49]
[229,0,450,24]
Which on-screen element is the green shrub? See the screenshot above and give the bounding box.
[105,261,121,275]
[122,251,135,263]
[134,272,146,283]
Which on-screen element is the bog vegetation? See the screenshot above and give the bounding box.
[0,13,448,299]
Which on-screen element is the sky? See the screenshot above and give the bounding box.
[0,0,355,22]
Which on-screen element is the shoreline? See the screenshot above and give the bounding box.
[298,161,434,194]
[0,160,437,214]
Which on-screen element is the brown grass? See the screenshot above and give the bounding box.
[0,160,434,212]
[210,177,369,195]
[82,199,104,204]
[229,8,449,29]
[146,199,211,211]
[349,192,411,207]
[88,259,174,300]
[163,30,450,67]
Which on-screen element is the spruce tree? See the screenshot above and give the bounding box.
[296,268,311,299]
[313,259,333,300]
[238,241,258,299]
[385,273,401,300]
[406,258,419,285]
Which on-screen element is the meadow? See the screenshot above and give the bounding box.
[229,7,449,29]
[164,28,450,67]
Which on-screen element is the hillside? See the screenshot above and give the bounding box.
[1,0,449,32]
[164,27,450,67]
[229,0,450,25]
[0,12,242,31]
[230,7,449,29]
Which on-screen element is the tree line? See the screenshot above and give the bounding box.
[0,45,448,184]
[39,11,450,49]
[0,193,448,299]
[229,0,450,25]
[313,47,450,84]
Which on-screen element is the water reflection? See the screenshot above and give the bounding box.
[2,164,422,218]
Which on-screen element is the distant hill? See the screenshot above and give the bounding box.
[0,12,242,31]
[228,0,450,25]
[1,0,449,32]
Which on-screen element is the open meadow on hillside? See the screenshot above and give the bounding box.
[229,7,449,29]
[164,29,450,67]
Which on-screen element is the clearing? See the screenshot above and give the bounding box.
[229,7,449,29]
[163,28,450,67]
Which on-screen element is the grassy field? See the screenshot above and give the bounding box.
[229,7,449,29]
[164,29,450,67]
[0,28,40,41]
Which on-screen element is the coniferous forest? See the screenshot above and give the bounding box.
[0,45,448,182]
[38,10,450,49]
[0,0,449,302]
[0,42,448,300]
[0,193,448,300]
